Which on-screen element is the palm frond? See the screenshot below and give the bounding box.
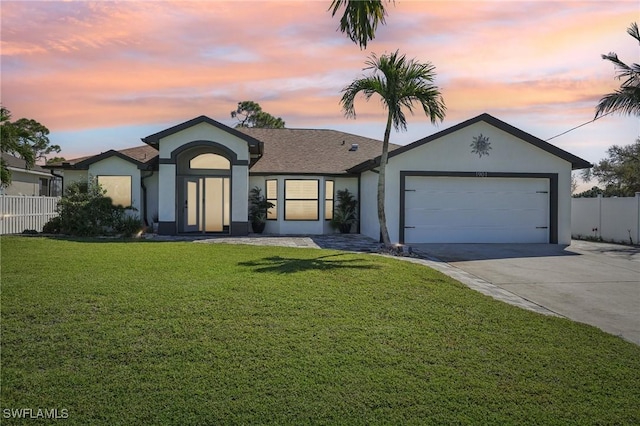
[329,0,388,49]
[340,50,445,130]
[596,22,640,118]
[595,86,640,117]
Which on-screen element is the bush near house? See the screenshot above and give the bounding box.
[43,180,142,237]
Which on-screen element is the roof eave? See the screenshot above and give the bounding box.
[348,113,592,172]
[141,115,263,150]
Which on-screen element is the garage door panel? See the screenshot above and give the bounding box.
[404,176,549,244]
[406,226,547,244]
[406,191,546,211]
[406,206,546,227]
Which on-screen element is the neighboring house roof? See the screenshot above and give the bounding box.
[2,152,52,176]
[348,113,592,172]
[239,128,400,175]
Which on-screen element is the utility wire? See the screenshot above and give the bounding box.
[545,109,618,141]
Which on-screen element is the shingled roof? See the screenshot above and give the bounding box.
[47,128,399,174]
[239,128,400,175]
[47,145,158,169]
[2,152,51,173]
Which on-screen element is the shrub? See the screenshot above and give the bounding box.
[330,188,358,233]
[52,179,138,237]
[114,214,143,237]
[42,216,62,234]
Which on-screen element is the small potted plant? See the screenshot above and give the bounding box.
[152,213,159,234]
[248,186,274,234]
[330,188,357,234]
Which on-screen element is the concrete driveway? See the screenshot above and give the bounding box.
[412,240,640,345]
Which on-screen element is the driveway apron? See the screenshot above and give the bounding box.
[412,241,640,345]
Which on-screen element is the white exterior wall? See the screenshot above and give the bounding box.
[63,170,88,190]
[232,165,249,223]
[157,122,250,231]
[361,121,573,244]
[360,171,380,240]
[2,169,50,196]
[332,176,359,234]
[158,122,250,162]
[248,175,358,235]
[89,156,142,214]
[143,172,159,224]
[158,164,176,222]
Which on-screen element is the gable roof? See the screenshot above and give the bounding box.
[2,152,51,173]
[348,113,592,172]
[237,128,401,175]
[46,145,158,170]
[141,115,262,156]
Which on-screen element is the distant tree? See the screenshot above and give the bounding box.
[573,186,605,198]
[231,101,285,128]
[595,22,640,118]
[11,117,61,162]
[1,107,35,185]
[46,156,66,165]
[581,138,640,196]
[329,0,391,49]
[340,50,446,246]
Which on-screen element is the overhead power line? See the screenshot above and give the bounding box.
[545,109,618,141]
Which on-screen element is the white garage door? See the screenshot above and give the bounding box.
[404,176,549,243]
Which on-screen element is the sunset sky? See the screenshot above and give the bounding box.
[2,0,638,187]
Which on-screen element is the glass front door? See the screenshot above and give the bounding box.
[182,177,230,233]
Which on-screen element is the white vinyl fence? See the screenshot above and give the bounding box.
[0,196,60,234]
[572,193,640,245]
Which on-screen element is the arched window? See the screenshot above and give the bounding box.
[190,153,230,170]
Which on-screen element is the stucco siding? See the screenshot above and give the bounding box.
[3,170,42,196]
[89,156,142,213]
[362,121,574,244]
[359,171,380,241]
[231,165,249,222]
[247,175,350,235]
[143,172,159,224]
[158,164,176,222]
[158,122,250,161]
[62,170,88,191]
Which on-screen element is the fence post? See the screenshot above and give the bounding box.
[597,193,602,239]
[636,192,640,245]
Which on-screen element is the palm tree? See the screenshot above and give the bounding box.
[595,22,640,118]
[340,50,446,246]
[329,0,389,49]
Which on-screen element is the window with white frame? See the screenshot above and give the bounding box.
[285,179,319,221]
[266,179,277,220]
[97,175,132,207]
[325,180,334,220]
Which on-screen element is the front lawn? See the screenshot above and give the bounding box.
[1,237,639,424]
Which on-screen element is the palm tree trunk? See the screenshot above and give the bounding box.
[377,112,393,246]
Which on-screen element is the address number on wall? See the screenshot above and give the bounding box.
[475,172,488,177]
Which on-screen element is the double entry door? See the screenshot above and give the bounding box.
[182,177,230,233]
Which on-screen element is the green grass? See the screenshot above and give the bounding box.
[1,236,639,425]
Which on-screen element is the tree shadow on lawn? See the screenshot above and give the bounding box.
[237,253,380,274]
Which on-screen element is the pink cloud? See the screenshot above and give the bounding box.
[1,0,637,164]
